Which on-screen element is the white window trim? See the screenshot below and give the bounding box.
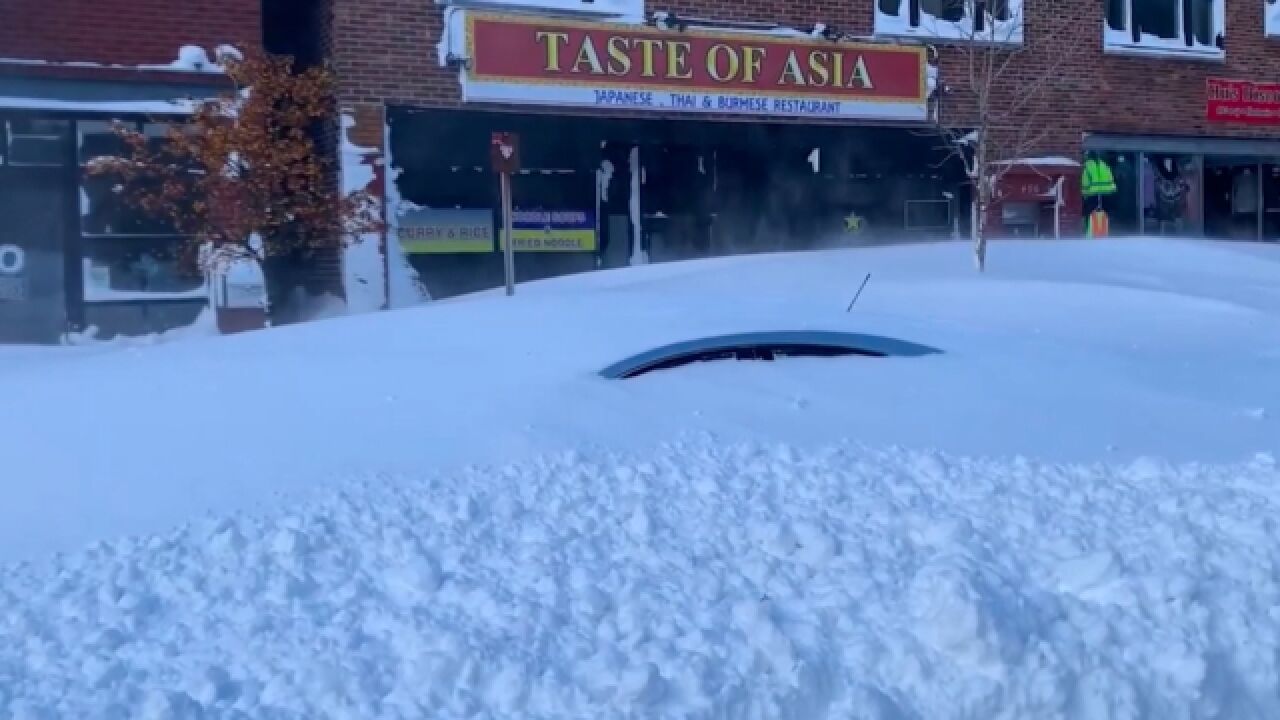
[875,0,1025,44]
[1103,0,1225,59]
[1267,0,1280,37]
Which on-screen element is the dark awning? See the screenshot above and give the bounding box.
[1085,132,1280,159]
[0,72,226,115]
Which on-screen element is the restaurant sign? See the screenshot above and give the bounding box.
[398,207,494,254]
[503,210,597,252]
[459,12,928,121]
[1207,78,1280,126]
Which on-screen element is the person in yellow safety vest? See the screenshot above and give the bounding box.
[1082,155,1118,197]
[1086,208,1110,238]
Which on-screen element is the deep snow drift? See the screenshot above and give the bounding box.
[3,238,1280,718]
[2,239,1279,560]
[4,441,1280,719]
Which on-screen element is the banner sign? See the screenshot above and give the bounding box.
[1207,78,1280,126]
[504,210,598,252]
[398,207,495,254]
[461,12,928,121]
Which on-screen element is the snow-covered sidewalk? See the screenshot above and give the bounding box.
[3,440,1279,718]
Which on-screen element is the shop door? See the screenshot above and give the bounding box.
[1263,164,1280,242]
[0,171,67,344]
[1202,157,1259,241]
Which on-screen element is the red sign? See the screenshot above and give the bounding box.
[461,12,927,120]
[1207,77,1280,126]
[490,131,521,173]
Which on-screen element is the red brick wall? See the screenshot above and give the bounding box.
[1,0,261,67]
[328,0,1280,154]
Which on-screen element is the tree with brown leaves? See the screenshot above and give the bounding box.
[91,48,380,298]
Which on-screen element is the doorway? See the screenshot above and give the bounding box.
[1262,164,1280,242]
[1203,156,1261,241]
[0,170,68,344]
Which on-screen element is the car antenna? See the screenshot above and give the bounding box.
[846,273,872,312]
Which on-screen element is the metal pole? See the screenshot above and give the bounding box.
[501,171,515,296]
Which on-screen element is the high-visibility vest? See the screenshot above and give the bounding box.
[1082,158,1118,197]
[1086,208,1110,238]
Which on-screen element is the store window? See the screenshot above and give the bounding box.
[4,119,70,167]
[79,121,187,237]
[81,238,204,302]
[876,0,1022,42]
[1141,154,1201,236]
[1105,0,1223,56]
[1262,163,1280,241]
[77,119,203,303]
[1089,151,1141,235]
[1203,158,1263,241]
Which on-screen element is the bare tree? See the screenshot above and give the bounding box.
[926,0,1087,270]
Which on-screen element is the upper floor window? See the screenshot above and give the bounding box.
[1105,0,1224,57]
[875,0,1024,43]
[1268,0,1280,37]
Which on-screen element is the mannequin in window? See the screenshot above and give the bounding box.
[1152,157,1189,234]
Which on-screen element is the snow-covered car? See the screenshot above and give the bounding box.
[2,239,1280,718]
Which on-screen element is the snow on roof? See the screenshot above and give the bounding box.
[3,44,234,75]
[444,0,643,20]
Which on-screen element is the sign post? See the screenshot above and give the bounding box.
[491,132,521,296]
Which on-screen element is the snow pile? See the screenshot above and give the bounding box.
[341,113,433,313]
[339,113,387,313]
[2,441,1279,718]
[1103,26,1222,57]
[441,0,643,21]
[3,238,1280,716]
[2,239,1280,560]
[64,307,218,347]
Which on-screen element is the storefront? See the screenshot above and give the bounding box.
[0,111,211,343]
[387,10,967,298]
[0,77,216,343]
[1081,78,1280,242]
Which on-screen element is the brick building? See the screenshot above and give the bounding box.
[0,0,261,342]
[307,0,1280,302]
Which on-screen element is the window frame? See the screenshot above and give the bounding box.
[874,0,1025,44]
[1104,0,1225,59]
[76,118,206,305]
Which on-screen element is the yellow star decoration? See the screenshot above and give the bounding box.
[844,212,863,233]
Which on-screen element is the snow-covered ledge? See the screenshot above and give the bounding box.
[433,0,642,21]
[1103,27,1224,60]
[875,0,1024,44]
[0,45,241,75]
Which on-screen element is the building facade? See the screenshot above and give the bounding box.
[319,0,1280,302]
[0,0,261,343]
